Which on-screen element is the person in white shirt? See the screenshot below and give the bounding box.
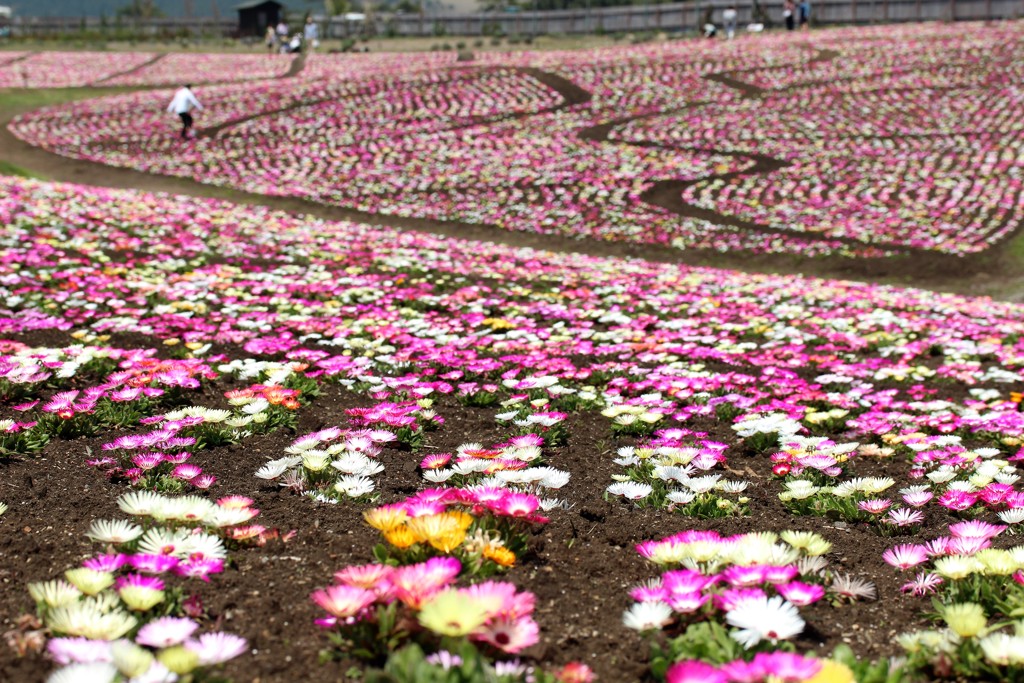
[723,6,738,39]
[167,84,202,140]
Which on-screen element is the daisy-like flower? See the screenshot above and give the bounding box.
[334,475,375,498]
[86,519,143,544]
[116,491,164,517]
[473,615,539,654]
[83,554,129,573]
[998,508,1024,524]
[184,632,248,665]
[606,482,653,500]
[887,508,925,527]
[665,661,728,683]
[174,557,225,582]
[900,572,944,596]
[857,498,892,514]
[831,573,877,601]
[902,490,934,507]
[28,580,82,608]
[389,557,462,609]
[882,544,929,570]
[117,574,166,612]
[622,601,673,631]
[64,569,115,596]
[417,589,492,637]
[135,617,199,648]
[776,581,825,606]
[129,554,180,574]
[942,602,988,638]
[47,603,137,641]
[949,520,1006,540]
[310,584,377,619]
[46,662,118,683]
[725,596,805,648]
[47,637,113,665]
[420,453,452,470]
[979,632,1024,665]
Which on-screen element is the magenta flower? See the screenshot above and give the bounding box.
[174,557,225,582]
[129,554,181,574]
[776,581,825,606]
[666,661,728,683]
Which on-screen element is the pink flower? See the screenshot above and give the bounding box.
[184,632,248,665]
[882,544,929,570]
[858,498,892,514]
[310,584,377,619]
[471,615,539,653]
[135,617,199,648]
[901,572,943,596]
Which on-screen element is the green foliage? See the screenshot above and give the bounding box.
[650,622,747,679]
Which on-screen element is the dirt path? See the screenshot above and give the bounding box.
[92,53,167,85]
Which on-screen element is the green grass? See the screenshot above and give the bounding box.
[0,160,46,180]
[0,87,139,113]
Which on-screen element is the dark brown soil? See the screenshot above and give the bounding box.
[0,333,953,682]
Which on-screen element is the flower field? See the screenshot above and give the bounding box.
[0,167,1023,681]
[3,20,1024,683]
[6,21,1024,258]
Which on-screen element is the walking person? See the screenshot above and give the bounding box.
[303,16,320,51]
[783,0,796,30]
[265,25,277,53]
[723,5,738,39]
[798,0,811,29]
[167,84,202,140]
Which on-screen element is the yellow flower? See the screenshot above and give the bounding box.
[383,525,417,549]
[943,603,988,638]
[417,589,490,636]
[482,545,516,567]
[363,506,408,532]
[157,646,200,675]
[806,660,856,683]
[427,528,467,554]
[406,512,472,545]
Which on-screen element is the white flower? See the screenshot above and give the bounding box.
[667,490,696,505]
[718,480,749,493]
[117,491,165,517]
[607,482,653,500]
[536,468,571,489]
[726,596,805,648]
[999,509,1024,524]
[86,520,143,544]
[423,469,455,483]
[335,475,375,497]
[622,601,673,631]
[47,663,119,683]
[684,475,721,494]
[255,456,301,480]
[980,632,1024,665]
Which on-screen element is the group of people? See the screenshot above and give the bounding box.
[706,2,810,39]
[783,0,812,30]
[265,16,320,54]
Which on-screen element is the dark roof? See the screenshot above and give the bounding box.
[233,0,283,10]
